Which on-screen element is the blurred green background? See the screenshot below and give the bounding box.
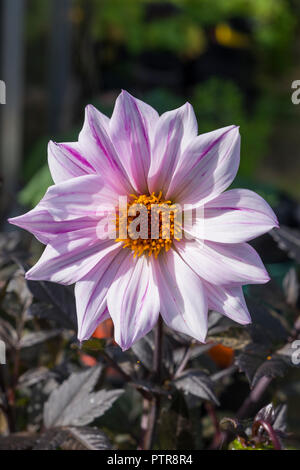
[1,0,300,208]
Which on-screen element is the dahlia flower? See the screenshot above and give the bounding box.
[9,91,278,350]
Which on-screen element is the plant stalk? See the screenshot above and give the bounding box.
[143,315,163,450]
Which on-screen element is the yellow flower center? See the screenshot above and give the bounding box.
[115,192,182,258]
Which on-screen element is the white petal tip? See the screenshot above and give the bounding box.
[240,319,252,326]
[77,334,89,344]
[195,335,207,344]
[260,272,271,284]
[85,104,96,116]
[25,269,40,281]
[119,340,133,352]
[48,140,56,148]
[25,269,43,282]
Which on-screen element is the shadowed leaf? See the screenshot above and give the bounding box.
[283,268,299,307]
[235,344,270,384]
[207,326,251,350]
[0,433,38,450]
[27,280,77,330]
[19,329,63,348]
[18,367,51,388]
[132,334,153,370]
[271,226,300,263]
[246,298,288,346]
[273,404,288,433]
[254,403,275,424]
[251,355,288,388]
[174,369,219,405]
[81,338,106,352]
[44,365,123,427]
[207,311,237,336]
[34,426,111,450]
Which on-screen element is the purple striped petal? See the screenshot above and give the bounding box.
[109,90,159,194]
[107,255,160,351]
[79,104,133,194]
[155,250,208,343]
[200,188,279,243]
[131,94,159,143]
[175,239,270,286]
[167,125,240,205]
[9,175,120,246]
[148,103,198,194]
[75,244,127,342]
[26,236,119,286]
[8,209,100,245]
[41,174,120,220]
[48,141,95,184]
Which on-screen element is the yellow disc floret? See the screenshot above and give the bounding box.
[115,192,181,258]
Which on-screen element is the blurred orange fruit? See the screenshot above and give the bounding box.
[208,344,234,368]
[93,319,114,339]
[80,319,119,378]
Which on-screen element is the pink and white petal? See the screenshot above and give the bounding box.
[148,103,197,194]
[8,171,120,243]
[155,250,208,343]
[9,176,119,236]
[109,90,157,194]
[204,282,251,325]
[131,95,159,143]
[107,255,160,351]
[26,237,120,286]
[42,174,120,220]
[79,104,132,194]
[75,245,127,342]
[180,102,198,151]
[166,125,240,205]
[77,307,110,344]
[78,306,111,344]
[8,208,101,245]
[48,141,95,184]
[201,188,279,243]
[175,239,270,286]
[9,208,55,244]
